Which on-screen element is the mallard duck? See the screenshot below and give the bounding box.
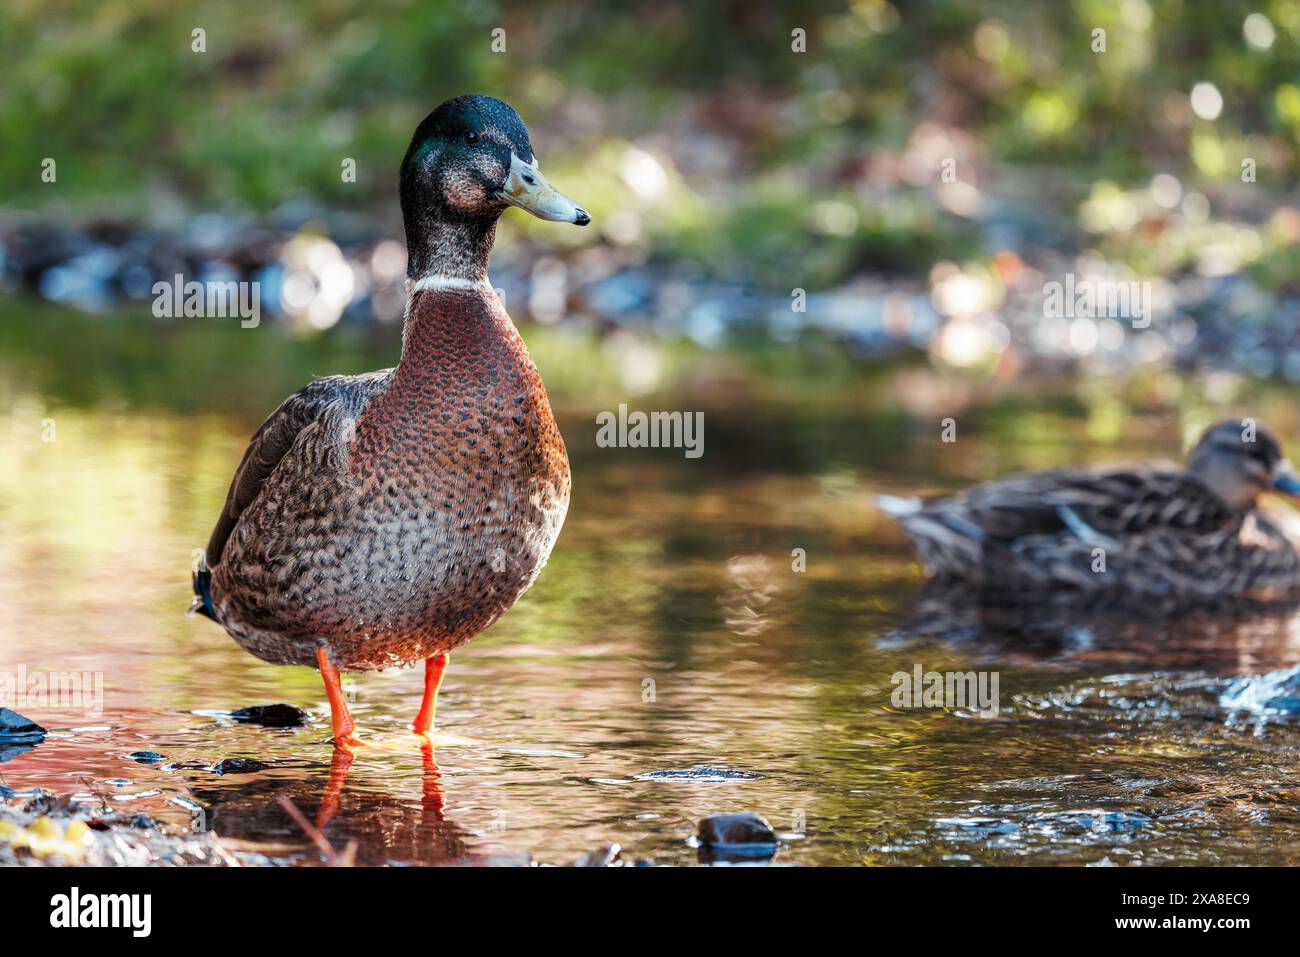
[877,419,1300,603]
[191,95,589,748]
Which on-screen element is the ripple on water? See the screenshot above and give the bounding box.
[633,767,764,783]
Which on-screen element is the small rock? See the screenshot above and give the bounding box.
[212,758,269,775]
[697,811,778,859]
[0,710,47,763]
[130,813,157,830]
[127,750,165,765]
[0,708,46,740]
[229,704,310,728]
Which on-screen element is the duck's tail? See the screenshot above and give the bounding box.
[874,493,988,578]
[189,559,218,622]
[873,493,923,518]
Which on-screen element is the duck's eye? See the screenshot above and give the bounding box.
[463,130,479,146]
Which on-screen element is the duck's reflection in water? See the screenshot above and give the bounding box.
[889,582,1300,675]
[192,745,478,865]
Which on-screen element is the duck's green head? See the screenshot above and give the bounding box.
[400,95,590,232]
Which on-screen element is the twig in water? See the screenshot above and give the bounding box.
[276,795,356,866]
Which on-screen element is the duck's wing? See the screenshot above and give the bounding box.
[880,465,1238,587]
[202,371,391,571]
[1230,510,1300,602]
[921,464,1236,546]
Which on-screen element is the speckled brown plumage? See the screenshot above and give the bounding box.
[193,96,586,697]
[881,420,1300,604]
[205,285,569,669]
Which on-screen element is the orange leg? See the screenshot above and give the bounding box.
[316,645,365,749]
[412,653,450,740]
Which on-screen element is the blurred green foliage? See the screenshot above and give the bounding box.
[3,0,1299,282]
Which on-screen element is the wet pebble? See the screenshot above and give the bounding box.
[0,707,46,741]
[697,811,779,859]
[212,758,270,775]
[0,708,47,763]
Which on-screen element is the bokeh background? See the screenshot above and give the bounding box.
[5,0,1300,411]
[5,2,1300,867]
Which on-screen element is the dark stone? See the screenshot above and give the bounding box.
[128,750,165,764]
[131,813,158,829]
[212,758,269,775]
[229,704,310,728]
[697,812,778,858]
[0,709,46,763]
[0,707,45,740]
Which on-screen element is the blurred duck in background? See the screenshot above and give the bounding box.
[878,419,1300,605]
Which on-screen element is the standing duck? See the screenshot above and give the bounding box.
[877,419,1300,604]
[192,95,589,748]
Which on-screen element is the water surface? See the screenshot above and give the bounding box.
[3,306,1300,866]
